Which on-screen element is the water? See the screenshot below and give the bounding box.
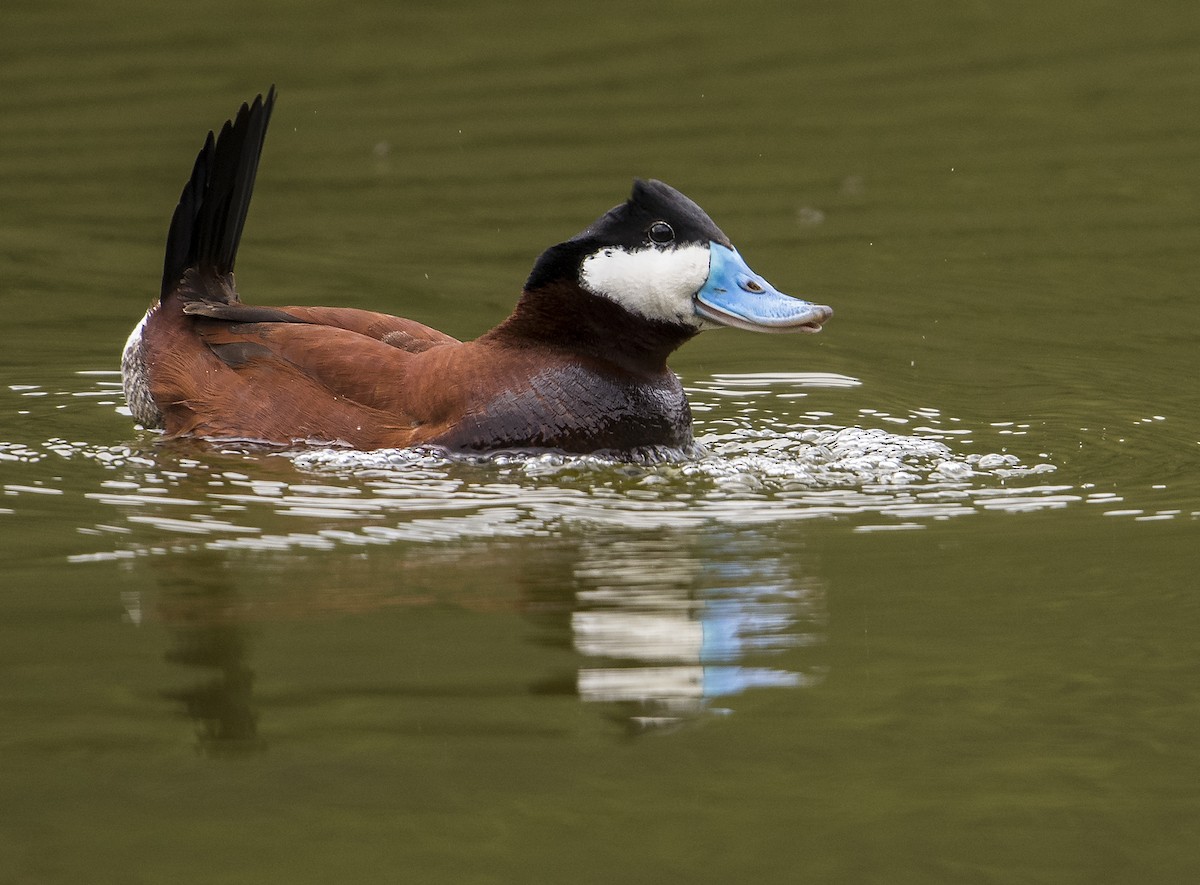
[2,1,1199,882]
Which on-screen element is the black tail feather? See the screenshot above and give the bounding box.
[160,87,276,300]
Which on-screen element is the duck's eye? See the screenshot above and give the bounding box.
[647,221,674,245]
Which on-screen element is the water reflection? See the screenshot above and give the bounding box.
[568,533,825,732]
[152,553,265,755]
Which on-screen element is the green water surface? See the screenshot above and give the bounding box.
[2,1,1198,883]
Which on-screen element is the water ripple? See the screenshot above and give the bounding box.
[2,369,1194,562]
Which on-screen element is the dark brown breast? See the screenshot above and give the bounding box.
[428,358,693,452]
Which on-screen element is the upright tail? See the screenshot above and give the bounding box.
[160,87,276,300]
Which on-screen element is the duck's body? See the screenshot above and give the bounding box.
[126,274,692,450]
[123,89,831,453]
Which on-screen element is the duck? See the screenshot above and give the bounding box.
[122,88,832,454]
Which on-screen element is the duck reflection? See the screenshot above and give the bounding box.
[136,530,822,743]
[569,534,826,732]
[152,552,265,755]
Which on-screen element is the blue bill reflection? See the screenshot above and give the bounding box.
[570,535,826,731]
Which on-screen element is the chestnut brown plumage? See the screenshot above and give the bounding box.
[123,89,830,453]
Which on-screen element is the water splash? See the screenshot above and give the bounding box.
[2,368,1192,562]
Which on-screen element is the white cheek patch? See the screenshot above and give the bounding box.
[579,244,711,326]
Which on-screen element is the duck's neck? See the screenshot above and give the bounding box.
[482,281,697,377]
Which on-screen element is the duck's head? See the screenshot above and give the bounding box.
[525,179,832,336]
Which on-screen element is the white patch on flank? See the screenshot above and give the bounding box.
[121,306,164,429]
[122,309,151,368]
[579,244,710,326]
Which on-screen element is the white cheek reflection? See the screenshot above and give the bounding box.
[570,535,826,732]
[579,244,710,325]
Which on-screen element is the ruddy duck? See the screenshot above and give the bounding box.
[122,89,832,453]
